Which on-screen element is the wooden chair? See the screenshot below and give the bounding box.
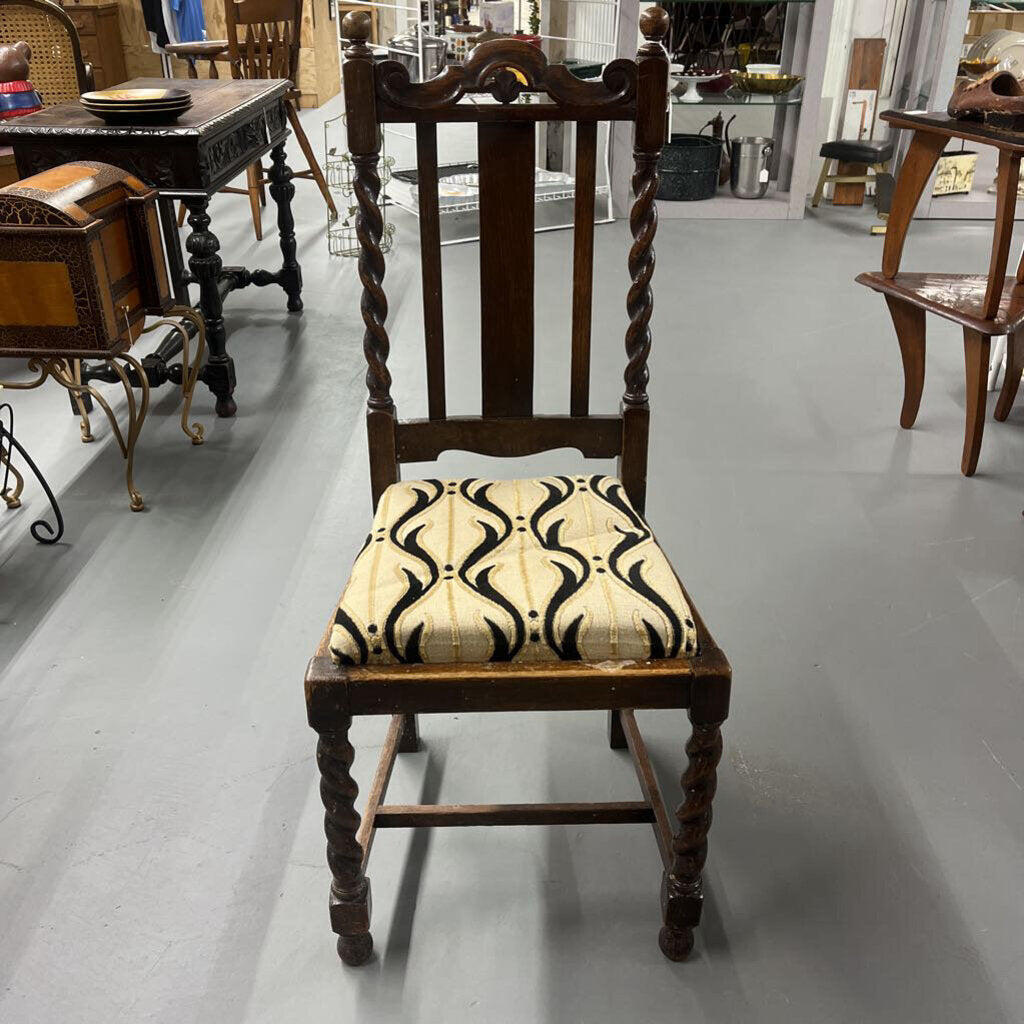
[304,7,732,967]
[168,0,336,240]
[0,0,93,106]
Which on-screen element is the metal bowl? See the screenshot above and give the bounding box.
[731,72,804,95]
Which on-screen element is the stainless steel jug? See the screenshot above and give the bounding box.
[728,136,774,199]
[387,24,447,82]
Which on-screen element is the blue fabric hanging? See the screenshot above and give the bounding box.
[170,0,206,44]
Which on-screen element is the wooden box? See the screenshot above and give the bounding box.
[0,161,171,359]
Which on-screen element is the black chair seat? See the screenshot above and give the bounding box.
[820,138,894,163]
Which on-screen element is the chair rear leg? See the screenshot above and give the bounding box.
[607,709,627,749]
[398,713,420,753]
[884,295,926,428]
[285,100,338,219]
[962,328,991,476]
[995,333,1022,421]
[659,712,724,961]
[245,164,263,241]
[316,719,373,965]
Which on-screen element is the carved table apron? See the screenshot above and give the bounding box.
[0,78,303,417]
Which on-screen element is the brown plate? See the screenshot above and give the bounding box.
[80,87,191,105]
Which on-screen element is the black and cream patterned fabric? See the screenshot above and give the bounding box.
[329,475,697,666]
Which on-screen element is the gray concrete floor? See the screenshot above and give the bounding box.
[2,98,1024,1023]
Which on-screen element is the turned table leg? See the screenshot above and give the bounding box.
[660,714,724,961]
[268,141,303,313]
[317,719,373,966]
[183,196,237,417]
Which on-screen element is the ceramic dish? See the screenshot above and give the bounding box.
[744,63,781,75]
[81,87,191,105]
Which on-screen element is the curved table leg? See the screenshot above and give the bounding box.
[962,329,991,476]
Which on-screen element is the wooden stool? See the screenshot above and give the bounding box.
[304,7,732,967]
[812,138,894,207]
[858,111,1024,476]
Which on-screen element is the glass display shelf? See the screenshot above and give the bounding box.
[661,0,814,5]
[672,88,803,106]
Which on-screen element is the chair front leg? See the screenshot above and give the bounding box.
[317,719,373,965]
[659,713,724,961]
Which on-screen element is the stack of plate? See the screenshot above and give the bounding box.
[80,88,193,126]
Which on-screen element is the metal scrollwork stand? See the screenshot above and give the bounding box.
[0,401,64,543]
[0,306,206,518]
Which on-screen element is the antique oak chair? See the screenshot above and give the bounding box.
[304,7,732,966]
[169,0,336,240]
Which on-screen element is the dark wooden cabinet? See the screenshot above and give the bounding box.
[59,2,126,90]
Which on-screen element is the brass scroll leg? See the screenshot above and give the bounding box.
[107,352,150,511]
[42,356,150,512]
[137,307,207,446]
[70,360,94,442]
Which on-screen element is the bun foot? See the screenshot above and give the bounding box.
[337,933,373,966]
[658,925,694,962]
[215,395,237,418]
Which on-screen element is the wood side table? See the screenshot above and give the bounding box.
[0,77,304,417]
[857,109,1024,476]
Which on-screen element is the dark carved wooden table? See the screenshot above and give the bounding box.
[0,77,303,416]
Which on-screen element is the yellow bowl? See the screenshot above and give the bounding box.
[731,72,804,95]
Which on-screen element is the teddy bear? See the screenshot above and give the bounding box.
[0,42,44,121]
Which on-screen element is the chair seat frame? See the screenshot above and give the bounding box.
[306,6,731,967]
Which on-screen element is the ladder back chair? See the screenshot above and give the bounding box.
[305,6,732,966]
[171,0,336,239]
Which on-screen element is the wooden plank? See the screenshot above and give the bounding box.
[415,122,446,420]
[394,414,622,462]
[374,801,656,827]
[478,121,535,417]
[356,714,405,871]
[570,121,597,417]
[620,710,673,869]
[835,38,886,205]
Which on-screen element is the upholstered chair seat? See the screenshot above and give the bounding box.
[330,475,698,666]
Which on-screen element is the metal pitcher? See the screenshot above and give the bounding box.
[728,135,774,199]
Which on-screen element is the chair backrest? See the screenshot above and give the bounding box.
[0,0,89,106]
[225,0,302,84]
[342,6,669,514]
